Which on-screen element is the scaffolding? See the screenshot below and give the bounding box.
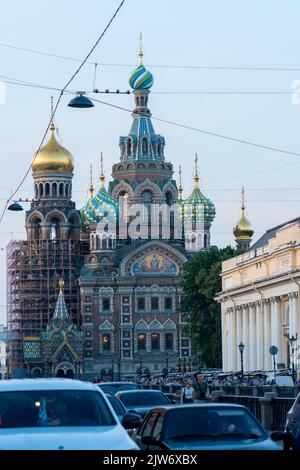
[6,239,84,370]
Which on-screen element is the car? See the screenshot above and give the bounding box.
[105,393,142,428]
[131,404,282,450]
[0,379,139,450]
[115,390,173,418]
[284,391,300,449]
[98,381,139,395]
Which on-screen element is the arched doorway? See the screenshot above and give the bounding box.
[55,362,76,379]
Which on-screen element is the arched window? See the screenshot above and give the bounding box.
[157,142,162,156]
[137,333,146,350]
[45,183,50,197]
[120,192,129,223]
[32,218,41,240]
[39,183,43,197]
[151,333,160,350]
[165,191,172,206]
[142,138,148,155]
[65,184,69,197]
[50,217,60,239]
[59,183,64,196]
[96,235,100,251]
[127,139,132,156]
[102,334,111,351]
[142,191,153,238]
[204,233,208,248]
[52,183,57,197]
[34,184,38,198]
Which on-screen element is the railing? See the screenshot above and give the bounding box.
[271,398,294,431]
[218,395,262,422]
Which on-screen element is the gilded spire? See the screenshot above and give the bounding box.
[178,165,183,200]
[233,186,254,240]
[194,152,199,190]
[138,32,143,66]
[88,164,94,198]
[99,152,105,189]
[59,279,64,294]
[50,95,55,132]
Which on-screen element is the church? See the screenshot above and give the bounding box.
[6,45,215,379]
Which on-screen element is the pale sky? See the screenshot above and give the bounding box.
[1,0,300,323]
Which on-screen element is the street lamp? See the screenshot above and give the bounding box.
[289,333,298,384]
[111,356,115,382]
[238,342,245,382]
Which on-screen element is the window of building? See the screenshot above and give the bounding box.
[85,306,91,312]
[122,296,130,304]
[122,305,130,313]
[137,297,145,311]
[165,333,174,350]
[122,315,130,323]
[137,333,146,350]
[123,340,130,348]
[123,331,130,338]
[102,298,110,312]
[151,297,159,311]
[151,333,160,350]
[102,334,111,351]
[164,297,173,311]
[85,316,91,323]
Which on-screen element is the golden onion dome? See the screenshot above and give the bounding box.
[233,187,254,239]
[32,124,74,174]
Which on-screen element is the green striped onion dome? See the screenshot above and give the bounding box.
[129,64,154,90]
[81,187,118,225]
[183,188,216,224]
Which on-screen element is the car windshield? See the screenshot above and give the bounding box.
[99,384,137,394]
[164,407,265,440]
[120,392,170,406]
[107,396,125,416]
[0,390,116,428]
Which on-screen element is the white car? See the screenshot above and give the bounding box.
[0,378,139,450]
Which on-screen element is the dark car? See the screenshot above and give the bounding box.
[105,393,142,430]
[115,390,173,418]
[98,382,139,395]
[284,391,300,449]
[131,404,282,450]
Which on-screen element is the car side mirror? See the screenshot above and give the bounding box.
[122,412,142,430]
[141,435,161,447]
[270,431,285,442]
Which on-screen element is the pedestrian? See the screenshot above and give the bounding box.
[194,373,208,401]
[181,380,195,404]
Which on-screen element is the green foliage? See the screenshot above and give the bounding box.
[181,246,240,368]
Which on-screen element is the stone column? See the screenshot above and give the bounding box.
[289,293,297,338]
[263,300,272,370]
[231,308,237,372]
[227,309,233,371]
[249,303,256,371]
[221,307,226,371]
[236,307,243,370]
[256,302,263,370]
[271,297,283,365]
[242,305,250,372]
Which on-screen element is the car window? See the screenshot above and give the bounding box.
[152,413,164,440]
[99,384,137,394]
[0,390,116,428]
[164,407,265,439]
[106,396,125,416]
[140,412,159,437]
[119,392,169,406]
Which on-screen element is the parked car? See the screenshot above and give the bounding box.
[115,390,173,418]
[131,404,282,450]
[0,379,138,450]
[284,391,300,449]
[105,393,142,428]
[98,381,139,395]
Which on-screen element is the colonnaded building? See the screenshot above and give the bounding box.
[6,46,216,379]
[217,199,300,376]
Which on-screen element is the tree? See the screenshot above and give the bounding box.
[181,246,240,368]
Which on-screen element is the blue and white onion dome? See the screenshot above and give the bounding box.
[129,45,154,90]
[81,164,118,225]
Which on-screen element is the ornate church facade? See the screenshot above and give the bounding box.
[6,46,215,379]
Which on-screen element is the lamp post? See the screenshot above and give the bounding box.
[165,352,169,373]
[289,334,298,384]
[238,342,245,382]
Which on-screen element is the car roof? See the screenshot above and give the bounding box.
[99,382,136,386]
[142,403,249,412]
[0,379,100,392]
[116,389,164,394]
